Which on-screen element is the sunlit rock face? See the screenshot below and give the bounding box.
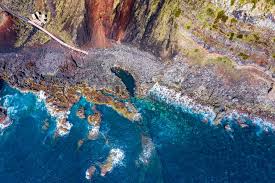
[111,0,135,42]
[85,0,114,48]
[0,11,17,51]
[83,0,135,47]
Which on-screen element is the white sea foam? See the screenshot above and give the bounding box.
[44,104,72,137]
[56,118,73,136]
[36,90,47,102]
[139,136,155,165]
[85,170,91,180]
[149,83,275,134]
[33,91,73,136]
[88,126,100,140]
[149,83,216,122]
[2,95,21,117]
[0,117,12,131]
[85,166,96,180]
[223,111,275,133]
[132,113,142,121]
[110,148,125,166]
[100,148,125,176]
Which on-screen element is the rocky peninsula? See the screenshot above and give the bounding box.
[0,0,274,129]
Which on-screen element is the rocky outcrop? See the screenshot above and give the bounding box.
[0,107,7,124]
[0,11,17,51]
[0,106,12,130]
[0,42,274,125]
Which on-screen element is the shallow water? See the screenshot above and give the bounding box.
[0,83,274,183]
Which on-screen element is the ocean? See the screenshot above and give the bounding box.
[0,82,274,183]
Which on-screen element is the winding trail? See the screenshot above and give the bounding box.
[0,3,88,55]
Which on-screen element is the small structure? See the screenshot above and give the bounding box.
[0,3,88,55]
[31,11,47,26]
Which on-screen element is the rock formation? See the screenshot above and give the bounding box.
[0,0,274,124]
[0,11,17,51]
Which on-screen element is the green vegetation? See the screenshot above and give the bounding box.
[229,32,235,40]
[214,10,228,23]
[230,18,238,23]
[242,33,261,43]
[206,8,215,17]
[238,0,274,10]
[238,52,250,60]
[210,57,235,67]
[7,0,86,47]
[236,34,243,39]
[174,8,182,18]
[185,25,191,30]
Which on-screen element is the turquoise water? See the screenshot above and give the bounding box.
[0,83,274,183]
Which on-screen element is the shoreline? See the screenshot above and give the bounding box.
[149,82,275,134]
[0,43,274,128]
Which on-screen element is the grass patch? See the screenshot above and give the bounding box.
[174,8,182,18]
[238,52,250,60]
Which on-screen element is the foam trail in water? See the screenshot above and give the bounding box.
[138,135,155,165]
[222,111,275,135]
[149,83,216,122]
[35,90,73,137]
[149,83,275,135]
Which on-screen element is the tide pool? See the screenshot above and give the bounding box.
[0,82,274,183]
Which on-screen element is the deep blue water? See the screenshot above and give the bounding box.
[0,83,274,183]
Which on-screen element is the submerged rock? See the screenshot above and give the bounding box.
[0,107,7,123]
[77,139,84,150]
[41,119,50,131]
[0,106,11,130]
[85,165,96,180]
[100,148,125,176]
[76,106,86,119]
[87,126,100,140]
[138,135,155,165]
[87,112,101,126]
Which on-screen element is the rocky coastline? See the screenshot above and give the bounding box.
[0,42,274,128]
[0,0,274,128]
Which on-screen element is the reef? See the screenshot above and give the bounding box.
[0,0,274,127]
